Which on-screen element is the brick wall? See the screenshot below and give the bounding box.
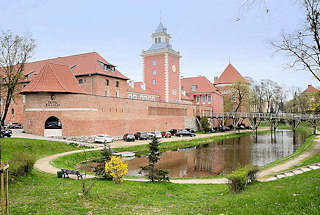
[23,93,203,137]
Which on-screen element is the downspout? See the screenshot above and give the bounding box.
[90,74,93,95]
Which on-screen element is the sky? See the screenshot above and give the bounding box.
[1,0,318,92]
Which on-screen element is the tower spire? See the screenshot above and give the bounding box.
[160,10,162,23]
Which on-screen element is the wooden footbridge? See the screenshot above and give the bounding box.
[197,112,320,134]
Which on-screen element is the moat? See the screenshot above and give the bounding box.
[126,130,306,177]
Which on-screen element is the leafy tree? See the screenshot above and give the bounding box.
[0,31,35,127]
[140,137,169,182]
[200,116,210,132]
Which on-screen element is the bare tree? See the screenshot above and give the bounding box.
[227,80,251,112]
[0,31,36,127]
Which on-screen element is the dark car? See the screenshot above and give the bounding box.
[1,129,12,137]
[123,134,135,142]
[185,128,195,133]
[169,129,178,136]
[219,126,231,132]
[176,129,196,137]
[134,132,148,140]
[7,122,23,129]
[161,131,172,138]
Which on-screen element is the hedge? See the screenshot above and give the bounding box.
[226,165,259,193]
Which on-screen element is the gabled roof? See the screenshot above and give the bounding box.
[303,84,318,93]
[181,76,220,95]
[23,52,129,81]
[128,81,159,96]
[21,63,85,94]
[214,64,247,85]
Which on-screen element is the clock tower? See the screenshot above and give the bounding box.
[141,21,181,103]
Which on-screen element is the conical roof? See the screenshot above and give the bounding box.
[214,64,247,85]
[155,22,167,33]
[21,63,85,94]
[303,84,318,93]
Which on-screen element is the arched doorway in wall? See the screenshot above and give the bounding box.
[44,116,62,137]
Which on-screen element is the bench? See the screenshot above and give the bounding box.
[61,168,84,180]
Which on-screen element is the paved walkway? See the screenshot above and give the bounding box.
[32,129,320,184]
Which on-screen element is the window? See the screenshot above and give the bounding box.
[105,88,109,96]
[116,81,119,87]
[153,79,156,85]
[158,37,161,43]
[153,60,156,66]
[208,95,212,104]
[172,89,176,96]
[155,38,158,43]
[192,85,198,91]
[11,108,14,115]
[202,96,206,104]
[170,98,173,103]
[152,96,155,102]
[116,90,120,98]
[133,95,137,100]
[196,95,200,103]
[23,95,26,104]
[128,94,132,99]
[182,90,186,96]
[231,95,236,102]
[153,70,156,76]
[144,96,148,101]
[106,79,109,86]
[79,79,83,84]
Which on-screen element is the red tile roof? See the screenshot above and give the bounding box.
[23,52,129,81]
[303,84,318,93]
[181,76,220,94]
[128,81,159,96]
[21,63,85,94]
[214,64,247,85]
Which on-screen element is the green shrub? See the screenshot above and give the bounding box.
[226,165,259,193]
[8,152,35,183]
[200,116,210,132]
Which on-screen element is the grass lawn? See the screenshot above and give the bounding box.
[7,169,320,214]
[0,138,86,161]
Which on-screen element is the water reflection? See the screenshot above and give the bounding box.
[126,130,305,178]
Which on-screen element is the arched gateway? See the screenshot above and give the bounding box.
[44,116,62,137]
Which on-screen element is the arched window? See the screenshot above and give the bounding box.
[45,116,62,129]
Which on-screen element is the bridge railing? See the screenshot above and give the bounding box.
[203,112,320,120]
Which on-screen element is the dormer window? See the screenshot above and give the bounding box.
[192,85,198,91]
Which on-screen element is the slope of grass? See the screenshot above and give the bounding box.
[7,169,320,214]
[0,138,85,161]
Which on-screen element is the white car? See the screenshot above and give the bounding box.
[94,134,114,143]
[154,131,162,139]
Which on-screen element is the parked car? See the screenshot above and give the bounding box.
[94,134,114,143]
[153,131,162,139]
[123,133,135,142]
[147,132,155,139]
[161,131,172,138]
[169,129,178,136]
[185,128,195,133]
[134,132,148,140]
[1,129,12,138]
[6,122,23,129]
[176,129,196,137]
[219,126,231,132]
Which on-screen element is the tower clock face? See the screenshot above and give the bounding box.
[172,65,176,72]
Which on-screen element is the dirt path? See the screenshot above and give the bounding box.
[34,130,320,184]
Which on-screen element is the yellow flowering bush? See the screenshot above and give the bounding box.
[105,156,128,184]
